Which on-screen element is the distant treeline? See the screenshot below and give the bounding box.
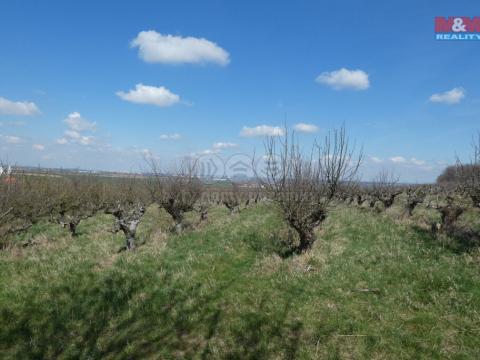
[437,164,480,184]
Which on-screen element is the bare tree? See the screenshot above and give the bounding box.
[403,186,426,217]
[222,182,242,214]
[195,202,210,224]
[104,178,149,251]
[256,126,362,254]
[369,169,402,210]
[456,132,480,208]
[427,193,465,235]
[148,159,203,233]
[50,176,103,237]
[1,167,55,242]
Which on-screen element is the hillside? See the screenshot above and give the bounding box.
[1,203,479,359]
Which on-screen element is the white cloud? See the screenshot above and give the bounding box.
[198,149,218,155]
[370,156,383,163]
[190,142,238,157]
[117,84,180,107]
[429,87,465,104]
[0,135,22,144]
[58,113,96,146]
[79,136,94,146]
[131,30,230,66]
[62,129,94,146]
[64,112,96,131]
[212,142,238,149]
[410,157,426,166]
[293,123,319,133]
[316,68,370,90]
[390,156,407,163]
[160,133,181,140]
[190,148,221,157]
[33,144,45,151]
[64,130,81,139]
[240,125,285,137]
[389,156,427,166]
[0,96,40,115]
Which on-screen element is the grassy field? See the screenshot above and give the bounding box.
[1,203,480,359]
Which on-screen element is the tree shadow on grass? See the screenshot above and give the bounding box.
[0,264,305,359]
[223,297,303,360]
[411,224,480,254]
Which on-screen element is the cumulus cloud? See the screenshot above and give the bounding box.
[0,135,22,144]
[190,142,238,158]
[117,84,180,107]
[160,133,181,140]
[198,149,218,155]
[316,68,370,90]
[32,144,45,151]
[189,148,221,157]
[64,112,96,131]
[389,156,428,166]
[57,112,96,146]
[212,142,238,149]
[0,96,40,115]
[429,87,465,104]
[240,125,285,137]
[59,130,92,145]
[293,123,319,133]
[390,156,407,163]
[370,156,383,163]
[131,30,230,66]
[410,157,426,166]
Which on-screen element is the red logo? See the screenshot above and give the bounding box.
[435,17,480,33]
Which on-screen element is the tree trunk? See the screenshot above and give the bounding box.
[68,221,78,237]
[405,202,417,217]
[199,209,208,222]
[172,211,184,233]
[121,219,140,250]
[296,229,316,253]
[440,207,464,234]
[126,234,136,250]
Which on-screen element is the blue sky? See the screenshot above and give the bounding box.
[0,0,479,182]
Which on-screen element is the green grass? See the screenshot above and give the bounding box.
[1,204,479,359]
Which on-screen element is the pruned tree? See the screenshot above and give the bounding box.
[148,159,203,233]
[256,126,362,254]
[222,182,242,214]
[369,169,402,210]
[456,132,480,208]
[427,194,466,235]
[104,178,149,251]
[403,186,426,217]
[1,167,54,242]
[336,182,362,206]
[195,202,210,224]
[50,176,103,237]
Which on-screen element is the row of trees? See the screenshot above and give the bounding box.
[1,129,479,255]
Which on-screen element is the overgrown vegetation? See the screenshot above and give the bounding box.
[1,131,480,358]
[1,203,479,359]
